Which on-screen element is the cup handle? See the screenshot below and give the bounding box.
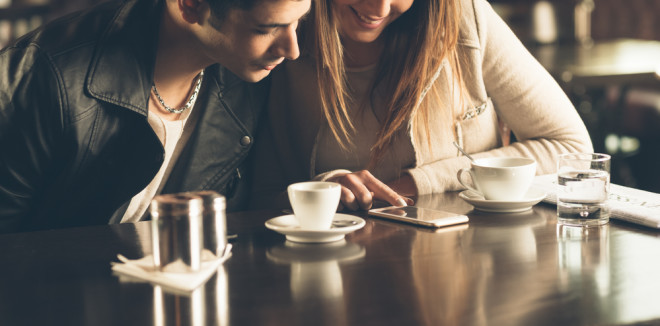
[457,168,481,194]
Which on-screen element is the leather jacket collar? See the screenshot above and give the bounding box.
[87,0,162,116]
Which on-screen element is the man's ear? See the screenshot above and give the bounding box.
[178,0,205,24]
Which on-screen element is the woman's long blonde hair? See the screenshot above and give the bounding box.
[301,0,463,169]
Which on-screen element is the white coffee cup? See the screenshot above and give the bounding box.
[287,181,341,230]
[457,157,536,201]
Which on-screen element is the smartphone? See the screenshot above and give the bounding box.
[368,206,469,228]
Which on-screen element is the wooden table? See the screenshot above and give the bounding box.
[2,192,660,326]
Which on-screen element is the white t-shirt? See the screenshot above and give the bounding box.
[120,107,196,223]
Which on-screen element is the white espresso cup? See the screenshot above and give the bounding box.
[457,157,536,201]
[287,181,341,230]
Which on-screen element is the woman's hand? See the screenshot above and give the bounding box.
[386,173,418,198]
[328,170,414,211]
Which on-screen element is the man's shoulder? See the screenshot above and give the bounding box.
[10,1,123,58]
[0,1,128,109]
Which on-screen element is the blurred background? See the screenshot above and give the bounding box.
[488,0,660,193]
[1,0,659,192]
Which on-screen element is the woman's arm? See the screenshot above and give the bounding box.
[404,0,593,195]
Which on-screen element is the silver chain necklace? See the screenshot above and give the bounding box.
[152,71,204,114]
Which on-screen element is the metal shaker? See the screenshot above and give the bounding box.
[191,191,227,259]
[150,193,204,273]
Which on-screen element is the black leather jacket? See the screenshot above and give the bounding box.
[0,0,269,233]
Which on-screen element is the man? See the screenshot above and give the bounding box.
[0,0,310,233]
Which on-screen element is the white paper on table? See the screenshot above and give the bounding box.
[533,174,660,229]
[111,244,232,292]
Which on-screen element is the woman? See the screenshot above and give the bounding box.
[250,0,592,211]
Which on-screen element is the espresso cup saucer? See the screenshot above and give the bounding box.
[265,214,365,243]
[459,188,547,213]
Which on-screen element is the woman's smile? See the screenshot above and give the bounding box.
[350,6,385,27]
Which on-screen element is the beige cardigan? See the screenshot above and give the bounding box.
[250,0,592,208]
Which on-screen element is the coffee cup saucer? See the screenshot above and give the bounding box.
[265,214,365,243]
[459,188,548,213]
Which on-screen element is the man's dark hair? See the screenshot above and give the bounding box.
[207,0,262,23]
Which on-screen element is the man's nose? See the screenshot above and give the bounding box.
[272,25,300,61]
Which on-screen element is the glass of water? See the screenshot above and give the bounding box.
[557,153,611,227]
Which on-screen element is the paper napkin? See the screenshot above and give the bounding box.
[111,244,232,292]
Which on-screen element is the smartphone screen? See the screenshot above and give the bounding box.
[369,206,469,228]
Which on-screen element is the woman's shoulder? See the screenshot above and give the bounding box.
[457,0,499,49]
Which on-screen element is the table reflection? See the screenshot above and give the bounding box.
[555,225,612,324]
[152,266,229,326]
[456,209,552,325]
[409,222,472,325]
[267,240,365,325]
[557,225,610,285]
